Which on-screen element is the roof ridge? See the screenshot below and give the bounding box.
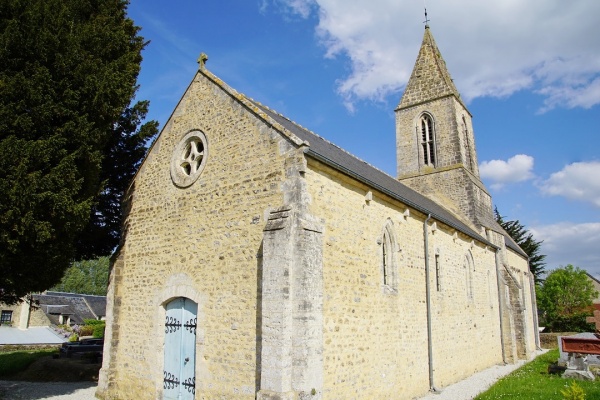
[198,68,307,147]
[249,99,396,181]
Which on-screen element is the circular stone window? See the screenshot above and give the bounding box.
[170,130,209,188]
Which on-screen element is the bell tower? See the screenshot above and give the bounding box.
[395,24,494,229]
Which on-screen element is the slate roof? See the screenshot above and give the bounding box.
[158,54,528,259]
[45,291,107,318]
[251,101,492,244]
[253,99,526,257]
[33,292,106,325]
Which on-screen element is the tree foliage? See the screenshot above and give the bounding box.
[494,207,546,285]
[537,265,597,332]
[0,0,156,304]
[50,257,110,296]
[75,100,157,258]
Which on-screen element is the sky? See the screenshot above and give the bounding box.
[127,0,600,278]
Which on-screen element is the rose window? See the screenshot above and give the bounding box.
[170,130,208,188]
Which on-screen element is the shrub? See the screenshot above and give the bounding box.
[92,323,106,338]
[562,381,586,400]
[84,319,104,326]
[79,325,94,336]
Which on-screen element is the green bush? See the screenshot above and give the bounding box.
[92,323,106,338]
[541,313,595,333]
[79,325,94,336]
[83,319,104,326]
[562,381,586,400]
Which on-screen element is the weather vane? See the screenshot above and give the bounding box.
[424,8,430,28]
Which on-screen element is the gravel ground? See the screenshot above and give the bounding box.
[0,350,546,400]
[418,349,548,400]
[0,381,97,400]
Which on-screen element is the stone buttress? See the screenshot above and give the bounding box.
[257,150,325,400]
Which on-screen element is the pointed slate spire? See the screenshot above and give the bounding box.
[397,26,462,110]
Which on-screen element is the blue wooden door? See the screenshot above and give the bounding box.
[163,298,197,400]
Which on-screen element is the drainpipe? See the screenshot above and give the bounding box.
[494,249,507,364]
[423,214,438,392]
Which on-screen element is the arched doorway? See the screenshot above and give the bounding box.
[163,297,197,399]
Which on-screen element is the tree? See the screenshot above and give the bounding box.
[75,100,158,258]
[50,257,110,296]
[537,265,598,332]
[494,207,546,285]
[0,0,156,304]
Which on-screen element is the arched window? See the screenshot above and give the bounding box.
[462,116,473,171]
[420,114,436,166]
[381,220,398,292]
[464,251,475,300]
[435,249,442,292]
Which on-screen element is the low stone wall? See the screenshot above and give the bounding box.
[539,332,577,349]
[0,344,61,353]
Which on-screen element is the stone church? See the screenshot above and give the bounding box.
[97,26,539,400]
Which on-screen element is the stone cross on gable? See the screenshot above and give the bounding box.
[198,53,208,70]
[586,309,600,332]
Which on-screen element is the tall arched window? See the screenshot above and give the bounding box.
[381,220,398,292]
[420,114,436,166]
[464,251,475,300]
[462,116,473,171]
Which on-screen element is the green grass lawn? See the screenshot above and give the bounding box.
[475,349,600,399]
[0,348,58,378]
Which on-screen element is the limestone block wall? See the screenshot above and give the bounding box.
[97,71,295,399]
[0,303,20,326]
[505,248,538,359]
[396,96,491,228]
[305,160,503,399]
[0,301,50,328]
[27,307,51,327]
[396,97,475,178]
[399,169,493,229]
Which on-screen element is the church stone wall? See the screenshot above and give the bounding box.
[305,159,503,399]
[397,97,468,178]
[97,72,294,399]
[505,248,538,359]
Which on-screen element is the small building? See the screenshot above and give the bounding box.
[97,26,539,399]
[0,291,106,329]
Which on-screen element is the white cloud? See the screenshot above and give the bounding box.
[261,0,316,19]
[479,155,535,189]
[530,222,600,276]
[538,161,600,207]
[271,0,600,111]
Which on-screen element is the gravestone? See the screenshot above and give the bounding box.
[558,333,600,367]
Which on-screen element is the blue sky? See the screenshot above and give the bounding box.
[127,0,600,277]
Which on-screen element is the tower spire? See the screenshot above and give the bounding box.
[397,26,463,111]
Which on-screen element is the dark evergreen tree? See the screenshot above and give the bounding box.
[495,207,546,285]
[76,100,158,258]
[0,0,156,304]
